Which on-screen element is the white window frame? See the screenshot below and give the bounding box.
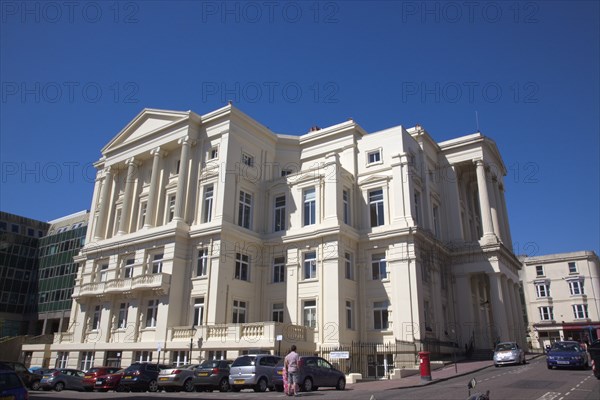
[151,253,163,274]
[369,188,385,227]
[568,262,578,274]
[232,299,247,323]
[235,253,250,281]
[172,350,190,367]
[193,297,205,326]
[371,253,387,280]
[208,146,219,160]
[167,193,176,222]
[274,195,286,232]
[346,300,354,330]
[535,283,550,298]
[343,189,351,225]
[202,184,214,223]
[539,306,554,321]
[123,258,134,279]
[345,252,354,280]
[56,352,69,369]
[535,265,544,276]
[568,279,584,295]
[432,203,441,237]
[145,299,158,328]
[117,302,129,329]
[303,299,317,328]
[134,351,152,363]
[272,256,285,283]
[573,304,588,319]
[92,305,101,331]
[80,351,95,371]
[303,251,317,280]
[373,300,389,330]
[238,190,253,229]
[367,149,382,165]
[242,152,254,167]
[303,187,316,226]
[138,201,147,228]
[414,190,422,225]
[196,248,209,277]
[272,302,284,323]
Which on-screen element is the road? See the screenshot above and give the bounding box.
[29,358,600,400]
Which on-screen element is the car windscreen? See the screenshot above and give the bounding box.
[495,343,516,351]
[0,372,24,390]
[231,356,255,367]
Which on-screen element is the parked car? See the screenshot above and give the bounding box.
[0,360,42,390]
[546,341,589,369]
[296,356,346,392]
[272,359,286,392]
[39,368,86,392]
[589,340,600,379]
[493,342,525,367]
[82,366,121,391]
[157,364,201,392]
[229,354,281,392]
[120,362,169,392]
[93,368,125,392]
[194,359,232,392]
[0,369,29,400]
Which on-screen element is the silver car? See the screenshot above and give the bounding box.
[493,342,525,367]
[229,354,281,392]
[40,368,86,392]
[157,364,202,392]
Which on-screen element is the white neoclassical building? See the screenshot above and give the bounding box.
[520,251,600,350]
[24,104,525,374]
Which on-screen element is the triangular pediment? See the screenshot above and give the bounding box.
[357,174,391,186]
[102,109,190,154]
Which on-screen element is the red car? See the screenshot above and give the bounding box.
[86,367,124,392]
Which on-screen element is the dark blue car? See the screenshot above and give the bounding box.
[546,341,589,370]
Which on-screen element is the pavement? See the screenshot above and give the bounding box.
[350,354,542,391]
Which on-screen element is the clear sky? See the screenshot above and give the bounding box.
[1,0,598,256]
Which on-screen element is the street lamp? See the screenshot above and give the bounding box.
[189,325,196,364]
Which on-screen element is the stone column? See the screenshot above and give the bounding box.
[474,160,495,239]
[391,154,405,225]
[491,177,507,244]
[117,158,138,235]
[455,274,475,346]
[499,184,514,251]
[501,276,515,340]
[173,137,192,222]
[144,148,165,228]
[488,272,509,342]
[94,167,114,240]
[511,282,525,347]
[323,153,340,222]
[488,175,501,239]
[401,154,415,226]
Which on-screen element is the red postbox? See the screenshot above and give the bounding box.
[419,351,432,382]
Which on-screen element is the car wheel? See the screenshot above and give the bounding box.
[183,379,195,392]
[275,385,284,392]
[219,378,230,392]
[54,382,65,392]
[115,384,126,392]
[303,377,313,392]
[494,363,499,368]
[336,377,346,391]
[31,380,41,391]
[148,379,158,392]
[254,378,267,392]
[547,364,552,369]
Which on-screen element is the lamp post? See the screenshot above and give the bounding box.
[189,326,196,364]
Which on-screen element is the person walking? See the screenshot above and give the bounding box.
[284,345,300,396]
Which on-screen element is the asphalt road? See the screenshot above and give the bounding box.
[28,358,600,400]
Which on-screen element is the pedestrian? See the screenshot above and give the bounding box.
[284,344,300,396]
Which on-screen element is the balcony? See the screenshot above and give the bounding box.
[168,322,314,350]
[72,273,171,298]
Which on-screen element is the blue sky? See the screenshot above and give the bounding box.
[1,1,598,256]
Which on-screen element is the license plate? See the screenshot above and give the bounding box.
[557,361,570,365]
[159,377,169,381]
[277,370,283,375]
[84,375,92,379]
[124,376,132,379]
[96,381,103,385]
[1,396,16,400]
[197,372,209,376]
[234,379,244,384]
